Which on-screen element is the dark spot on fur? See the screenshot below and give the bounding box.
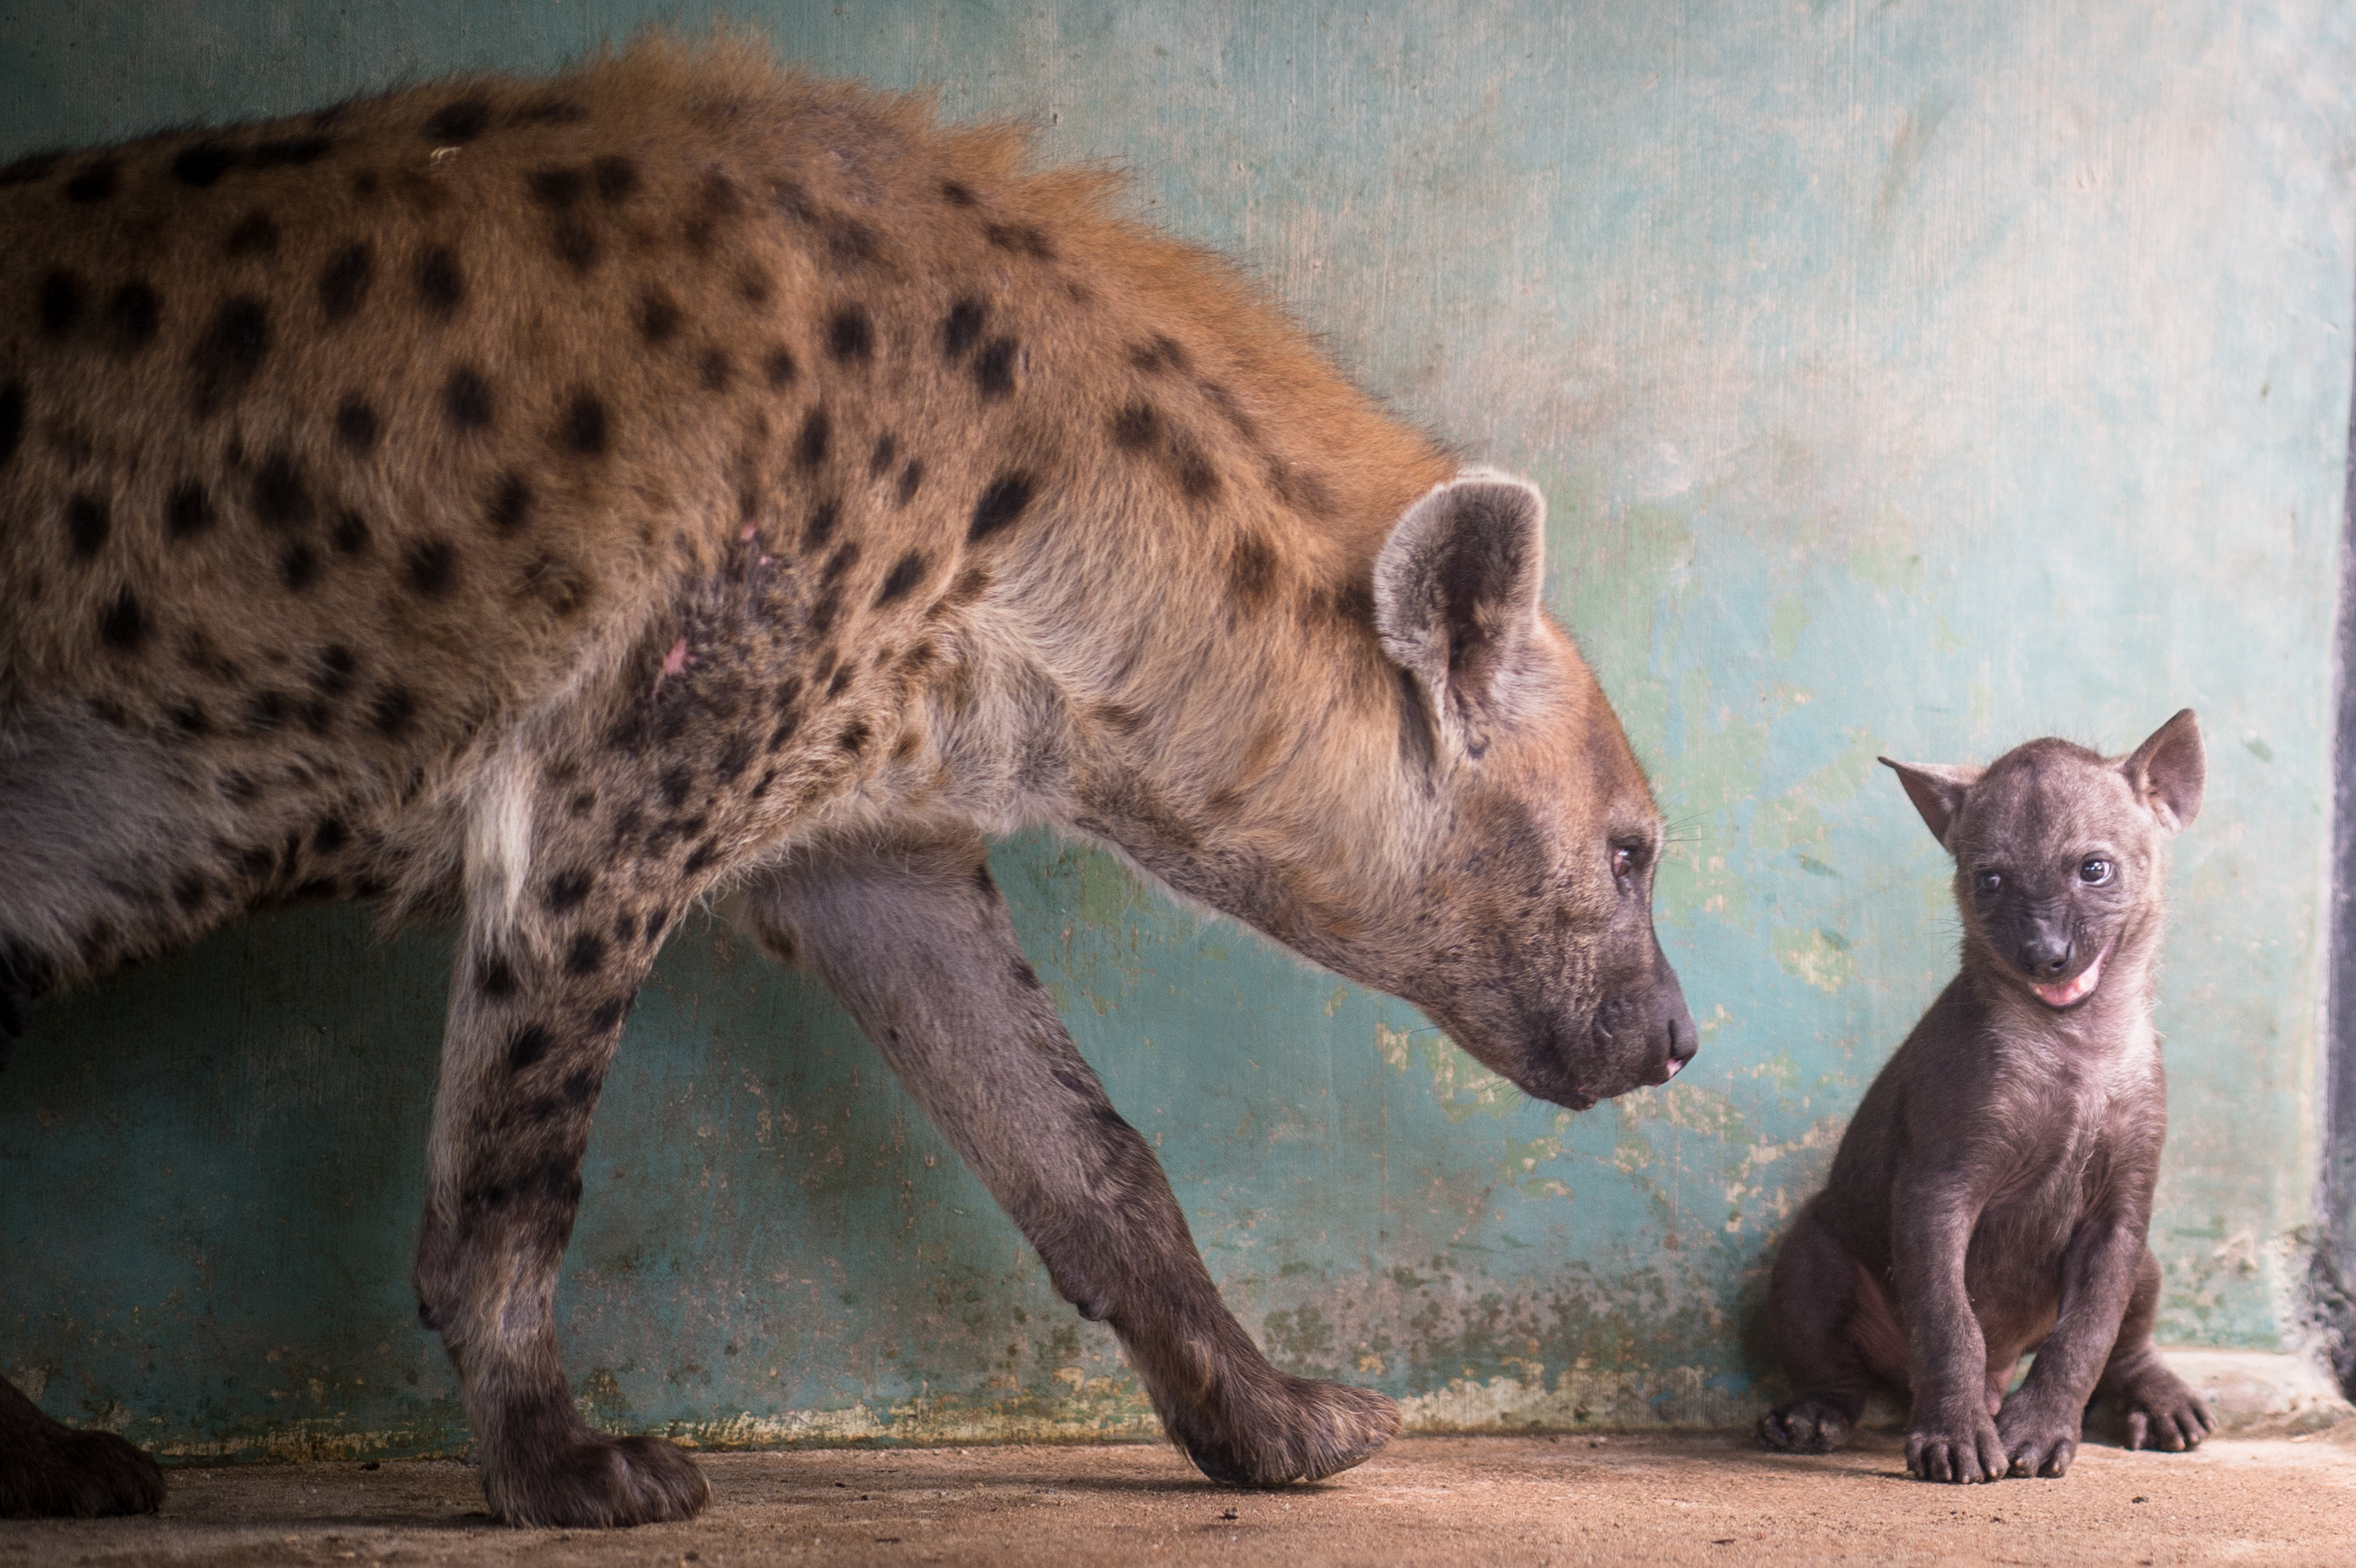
[425,97,493,144]
[984,222,1054,260]
[253,452,312,530]
[713,737,753,784]
[64,160,118,202]
[638,289,681,344]
[865,435,897,479]
[372,687,417,738]
[173,872,211,910]
[167,483,214,540]
[313,645,358,695]
[763,347,797,387]
[104,281,160,352]
[659,767,693,809]
[225,210,279,257]
[281,544,320,592]
[698,349,731,391]
[66,494,109,559]
[826,668,853,699]
[529,166,585,209]
[972,337,1018,399]
[1175,442,1221,502]
[821,541,860,586]
[350,170,381,199]
[38,272,83,337]
[311,817,351,857]
[1129,334,1188,374]
[488,473,532,534]
[335,397,380,452]
[443,366,494,431]
[683,838,718,875]
[613,911,639,946]
[245,689,290,734]
[738,268,774,305]
[319,244,373,322]
[1226,533,1275,602]
[545,870,594,912]
[564,932,607,976]
[941,180,976,206]
[414,248,463,316]
[249,135,332,169]
[876,550,928,606]
[332,508,370,555]
[506,1023,555,1074]
[796,407,830,470]
[99,589,146,651]
[968,472,1036,542]
[191,295,270,415]
[168,701,211,736]
[592,155,637,201]
[837,720,870,753]
[942,298,986,361]
[1111,402,1158,450]
[477,952,518,999]
[827,306,873,363]
[404,539,457,597]
[562,392,608,456]
[173,143,238,187]
[947,564,991,605]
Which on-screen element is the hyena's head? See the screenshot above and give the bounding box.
[1199,472,1695,1110]
[1881,710,2203,1011]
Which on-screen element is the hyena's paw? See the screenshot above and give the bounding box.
[1995,1399,2080,1479]
[483,1431,711,1528]
[1755,1399,1852,1455]
[1906,1406,2008,1485]
[2119,1372,2214,1454]
[0,1424,165,1518]
[1170,1373,1399,1486]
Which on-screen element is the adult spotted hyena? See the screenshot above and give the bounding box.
[0,37,1696,1526]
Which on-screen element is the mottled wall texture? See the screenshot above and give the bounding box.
[5,2,2353,1461]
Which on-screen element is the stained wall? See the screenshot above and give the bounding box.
[4,0,2352,1458]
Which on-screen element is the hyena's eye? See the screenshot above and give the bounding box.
[1975,870,2003,895]
[1611,847,1635,886]
[2079,857,2112,885]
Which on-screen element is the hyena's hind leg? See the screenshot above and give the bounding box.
[744,829,1398,1485]
[1757,1208,1885,1454]
[410,789,717,1527]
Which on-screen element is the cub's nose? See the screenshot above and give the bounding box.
[2019,932,2073,978]
[1657,976,1699,1079]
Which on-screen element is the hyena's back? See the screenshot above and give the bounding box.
[0,39,1412,991]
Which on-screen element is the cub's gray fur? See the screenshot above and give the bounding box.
[1755,711,2213,1482]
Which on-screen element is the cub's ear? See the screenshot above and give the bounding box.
[2121,707,2203,832]
[1374,469,1546,761]
[1877,757,1982,848]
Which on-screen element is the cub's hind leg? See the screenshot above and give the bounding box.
[1757,1207,1887,1454]
[0,1378,163,1519]
[745,829,1399,1485]
[2096,1246,2212,1453]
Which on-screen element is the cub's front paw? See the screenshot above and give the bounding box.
[483,1431,711,1528]
[1756,1399,1852,1454]
[0,1424,165,1518]
[2119,1371,2213,1454]
[1907,1408,2008,1484]
[1169,1372,1398,1486]
[1995,1400,2079,1479]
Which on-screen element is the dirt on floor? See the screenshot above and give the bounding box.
[3,1427,2354,1567]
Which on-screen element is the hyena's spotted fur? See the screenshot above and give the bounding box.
[0,37,1695,1526]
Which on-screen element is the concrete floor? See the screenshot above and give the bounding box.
[3,1427,2353,1567]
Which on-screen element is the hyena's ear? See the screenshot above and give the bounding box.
[2120,707,2203,831]
[1374,470,1545,761]
[1877,757,1982,848]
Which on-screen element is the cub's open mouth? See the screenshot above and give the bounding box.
[2032,940,2113,1008]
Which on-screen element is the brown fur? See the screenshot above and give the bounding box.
[1754,711,2214,1482]
[0,35,1692,1524]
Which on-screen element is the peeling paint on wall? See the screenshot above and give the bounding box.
[3,0,2353,1459]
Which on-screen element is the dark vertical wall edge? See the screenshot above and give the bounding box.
[2320,279,2356,1400]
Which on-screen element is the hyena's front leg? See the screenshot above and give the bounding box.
[412,852,709,1527]
[745,830,1398,1485]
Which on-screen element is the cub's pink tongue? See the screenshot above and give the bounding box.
[2032,945,2108,1008]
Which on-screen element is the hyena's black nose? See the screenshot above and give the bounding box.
[2019,932,2073,978]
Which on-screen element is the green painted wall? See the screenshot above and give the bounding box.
[5,1,2352,1460]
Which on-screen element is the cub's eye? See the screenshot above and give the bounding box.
[2079,857,2112,885]
[1975,870,2003,895]
[1611,847,1635,882]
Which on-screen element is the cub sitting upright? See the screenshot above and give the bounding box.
[1756,711,2214,1483]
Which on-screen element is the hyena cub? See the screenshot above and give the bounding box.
[1757,711,2214,1482]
